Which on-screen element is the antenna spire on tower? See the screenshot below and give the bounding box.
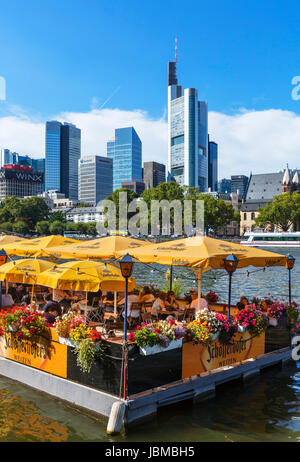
[175,36,178,63]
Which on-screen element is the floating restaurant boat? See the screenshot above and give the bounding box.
[0,235,297,434]
[240,231,300,247]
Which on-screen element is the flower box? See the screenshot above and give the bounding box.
[139,338,183,356]
[237,324,246,333]
[268,317,278,327]
[59,337,76,348]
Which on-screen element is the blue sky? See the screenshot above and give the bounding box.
[1,0,300,178]
[1,0,300,118]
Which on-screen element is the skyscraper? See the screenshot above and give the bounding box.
[0,149,45,190]
[168,52,208,191]
[45,121,81,200]
[231,175,249,199]
[79,155,113,205]
[208,138,218,192]
[143,161,166,189]
[107,127,142,191]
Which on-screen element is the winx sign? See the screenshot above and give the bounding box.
[0,170,44,183]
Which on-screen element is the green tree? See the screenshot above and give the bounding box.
[36,220,50,235]
[104,188,139,230]
[49,220,66,235]
[76,222,89,235]
[255,192,300,231]
[0,222,13,232]
[21,197,50,226]
[87,222,97,236]
[49,211,66,223]
[12,220,29,235]
[198,194,235,233]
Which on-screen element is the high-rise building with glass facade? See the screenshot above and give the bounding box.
[45,121,81,200]
[79,155,113,206]
[208,138,218,192]
[0,149,45,190]
[168,59,208,191]
[143,161,166,189]
[218,178,232,194]
[107,127,142,191]
[231,175,249,199]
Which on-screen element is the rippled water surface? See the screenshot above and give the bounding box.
[0,246,299,442]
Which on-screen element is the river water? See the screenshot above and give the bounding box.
[0,247,299,442]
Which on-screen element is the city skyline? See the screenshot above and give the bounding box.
[2,1,300,178]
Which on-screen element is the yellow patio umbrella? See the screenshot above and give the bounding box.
[115,235,289,316]
[36,260,136,292]
[45,235,151,261]
[0,235,28,245]
[115,235,288,270]
[0,235,80,258]
[0,258,54,284]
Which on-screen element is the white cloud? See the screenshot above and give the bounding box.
[0,106,300,179]
[208,109,300,178]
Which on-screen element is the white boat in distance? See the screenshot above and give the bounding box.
[240,231,300,247]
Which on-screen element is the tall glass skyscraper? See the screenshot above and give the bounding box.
[79,155,113,205]
[107,127,142,191]
[208,138,218,192]
[168,58,208,191]
[45,121,81,200]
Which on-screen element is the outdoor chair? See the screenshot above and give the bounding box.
[103,312,119,332]
[143,302,154,312]
[141,312,153,324]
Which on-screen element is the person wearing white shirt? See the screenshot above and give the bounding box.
[189,289,209,315]
[1,293,14,307]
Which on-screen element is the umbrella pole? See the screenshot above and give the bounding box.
[227,272,232,320]
[114,291,117,315]
[170,265,173,291]
[198,270,202,312]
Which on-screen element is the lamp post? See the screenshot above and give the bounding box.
[119,254,134,342]
[224,254,239,320]
[286,254,295,307]
[0,250,8,310]
[119,254,134,401]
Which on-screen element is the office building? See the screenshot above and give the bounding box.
[0,149,45,189]
[107,127,142,191]
[121,181,145,195]
[45,121,81,200]
[218,178,231,194]
[231,175,249,199]
[143,161,166,189]
[168,56,208,191]
[208,138,218,191]
[79,155,113,206]
[0,164,44,200]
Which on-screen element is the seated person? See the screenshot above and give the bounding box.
[87,289,102,306]
[138,286,155,304]
[237,296,249,311]
[1,290,14,308]
[20,294,32,307]
[165,290,179,310]
[102,292,115,313]
[15,284,26,303]
[151,292,167,312]
[261,298,273,312]
[189,289,209,314]
[8,284,17,301]
[43,293,62,317]
[44,305,59,325]
[120,290,140,320]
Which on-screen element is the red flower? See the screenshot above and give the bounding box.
[128,332,135,342]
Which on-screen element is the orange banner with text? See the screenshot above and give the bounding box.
[182,331,265,378]
[0,332,68,378]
